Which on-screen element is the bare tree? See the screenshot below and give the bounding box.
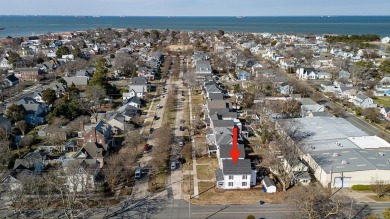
[371,177,390,198]
[271,120,306,192]
[362,108,380,123]
[288,185,354,219]
[123,130,146,147]
[332,106,346,118]
[0,125,12,153]
[81,85,107,120]
[15,120,27,136]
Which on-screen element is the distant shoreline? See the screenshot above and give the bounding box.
[0,16,389,38]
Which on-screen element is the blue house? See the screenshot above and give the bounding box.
[237,71,251,81]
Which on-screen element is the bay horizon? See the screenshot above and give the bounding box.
[0,15,389,38]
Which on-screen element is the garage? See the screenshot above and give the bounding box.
[334,177,351,188]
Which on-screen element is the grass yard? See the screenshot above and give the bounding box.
[374,96,390,108]
[190,182,286,205]
[196,164,216,181]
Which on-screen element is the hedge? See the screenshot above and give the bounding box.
[351,185,372,191]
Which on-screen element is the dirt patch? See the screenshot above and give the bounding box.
[168,44,194,51]
[148,173,168,193]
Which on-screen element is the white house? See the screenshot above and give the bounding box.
[63,159,100,192]
[300,98,325,117]
[215,159,255,190]
[123,84,147,100]
[296,67,317,80]
[353,94,377,109]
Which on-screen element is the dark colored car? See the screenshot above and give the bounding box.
[149,128,154,134]
[144,144,149,151]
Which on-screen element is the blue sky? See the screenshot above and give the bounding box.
[2,0,390,16]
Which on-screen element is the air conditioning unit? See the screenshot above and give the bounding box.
[341,160,349,165]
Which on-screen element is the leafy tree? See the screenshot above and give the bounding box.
[72,47,82,59]
[143,31,150,38]
[271,40,277,47]
[42,89,56,105]
[89,58,108,89]
[383,207,390,219]
[56,46,71,58]
[379,59,390,74]
[58,78,67,86]
[246,215,255,219]
[5,104,25,122]
[233,84,240,93]
[326,34,380,43]
[7,51,21,68]
[217,30,225,38]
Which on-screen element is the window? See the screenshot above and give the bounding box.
[228,182,233,187]
[242,175,247,180]
[242,182,247,187]
[229,175,233,180]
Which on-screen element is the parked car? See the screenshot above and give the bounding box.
[144,144,149,151]
[135,167,142,179]
[149,128,154,134]
[179,141,184,146]
[171,162,176,170]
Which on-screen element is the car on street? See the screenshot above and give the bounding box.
[135,167,142,179]
[149,128,154,134]
[171,162,176,170]
[179,141,184,146]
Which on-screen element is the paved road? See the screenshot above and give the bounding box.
[153,202,291,219]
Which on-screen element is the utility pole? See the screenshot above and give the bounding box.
[189,170,191,219]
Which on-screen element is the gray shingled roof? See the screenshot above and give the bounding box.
[215,169,224,181]
[222,159,251,175]
[219,144,245,159]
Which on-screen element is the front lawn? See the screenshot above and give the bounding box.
[374,96,390,108]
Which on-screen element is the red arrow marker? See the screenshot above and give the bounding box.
[230,126,240,164]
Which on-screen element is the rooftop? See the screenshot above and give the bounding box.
[222,159,252,175]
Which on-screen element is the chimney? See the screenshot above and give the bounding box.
[91,127,97,142]
[80,122,84,132]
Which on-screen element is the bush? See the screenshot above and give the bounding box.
[247,215,255,219]
[351,184,372,191]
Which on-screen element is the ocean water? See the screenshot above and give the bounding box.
[0,16,389,38]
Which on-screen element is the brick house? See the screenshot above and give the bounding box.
[79,121,113,150]
[15,68,40,82]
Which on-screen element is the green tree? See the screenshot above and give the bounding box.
[246,215,255,219]
[217,30,225,38]
[379,59,390,74]
[233,84,240,93]
[5,104,25,122]
[89,58,108,89]
[42,89,56,105]
[56,46,71,58]
[271,40,277,47]
[7,51,21,68]
[383,207,390,219]
[143,31,150,38]
[72,47,82,59]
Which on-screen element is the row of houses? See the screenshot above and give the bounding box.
[200,77,278,192]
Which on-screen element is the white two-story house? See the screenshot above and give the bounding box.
[215,159,255,190]
[353,94,377,109]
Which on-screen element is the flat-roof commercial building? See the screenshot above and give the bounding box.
[277,117,390,188]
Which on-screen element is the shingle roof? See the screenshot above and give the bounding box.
[222,159,251,175]
[263,176,276,187]
[219,144,245,159]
